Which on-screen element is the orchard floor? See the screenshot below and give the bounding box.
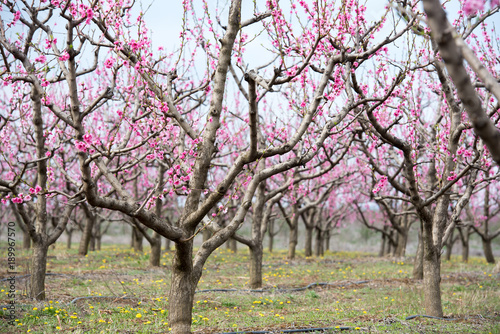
[0,244,499,333]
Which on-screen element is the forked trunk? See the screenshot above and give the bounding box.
[249,244,263,288]
[30,242,49,300]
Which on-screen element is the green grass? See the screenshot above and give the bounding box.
[0,244,499,333]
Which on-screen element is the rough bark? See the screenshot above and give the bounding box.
[413,224,424,280]
[168,240,200,334]
[150,232,162,267]
[422,221,443,317]
[304,226,313,257]
[30,242,48,300]
[78,206,94,256]
[481,237,495,264]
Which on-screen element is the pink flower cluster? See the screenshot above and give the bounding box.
[373,176,388,194]
[463,0,500,16]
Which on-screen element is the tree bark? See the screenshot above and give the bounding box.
[226,238,237,253]
[249,244,263,288]
[23,228,31,250]
[422,222,443,317]
[66,230,72,249]
[30,242,49,300]
[304,226,313,257]
[150,231,162,267]
[379,232,387,257]
[413,225,424,280]
[168,240,199,334]
[78,207,94,256]
[314,227,323,257]
[268,220,274,253]
[132,227,143,252]
[288,222,298,260]
[459,227,470,263]
[481,237,495,264]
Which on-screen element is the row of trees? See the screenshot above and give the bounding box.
[1,0,499,333]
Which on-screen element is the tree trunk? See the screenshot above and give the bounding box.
[288,223,298,259]
[226,238,237,253]
[385,230,392,256]
[203,228,211,242]
[23,229,31,250]
[268,221,274,253]
[30,242,49,300]
[96,235,101,251]
[66,230,72,249]
[459,228,470,263]
[132,227,143,252]
[150,232,161,267]
[249,244,263,288]
[164,237,171,253]
[413,226,424,280]
[444,228,455,261]
[304,226,313,257]
[324,229,330,252]
[78,211,94,256]
[422,222,443,317]
[395,229,408,258]
[482,237,495,264]
[168,241,199,334]
[379,232,387,257]
[314,227,323,257]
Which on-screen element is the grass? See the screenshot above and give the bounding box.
[0,244,499,333]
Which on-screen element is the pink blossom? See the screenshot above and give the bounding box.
[12,197,23,204]
[104,58,115,69]
[35,55,47,63]
[463,0,485,16]
[75,141,88,152]
[59,51,70,61]
[83,133,93,144]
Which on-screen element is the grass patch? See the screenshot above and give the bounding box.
[0,244,498,333]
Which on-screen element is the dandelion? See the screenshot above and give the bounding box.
[136,313,142,318]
